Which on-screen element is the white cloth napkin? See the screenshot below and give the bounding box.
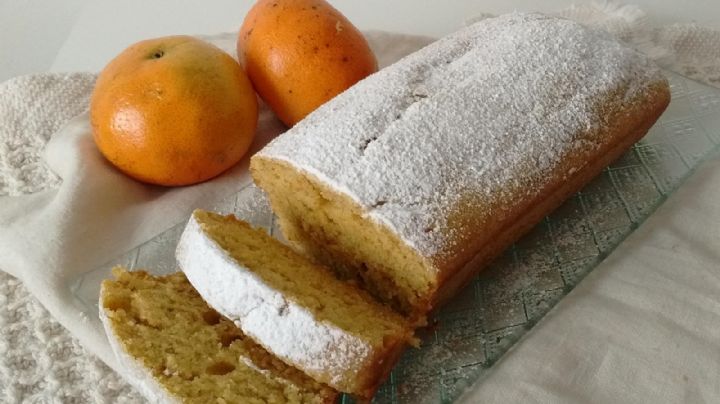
[1,3,719,402]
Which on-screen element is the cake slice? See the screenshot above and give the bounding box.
[175,209,415,399]
[250,13,670,318]
[100,267,337,404]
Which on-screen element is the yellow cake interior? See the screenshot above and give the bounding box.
[194,210,413,348]
[101,267,336,404]
[251,158,436,318]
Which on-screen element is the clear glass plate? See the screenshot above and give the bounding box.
[69,70,720,403]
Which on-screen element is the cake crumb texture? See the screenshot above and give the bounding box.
[100,267,337,404]
[177,210,414,398]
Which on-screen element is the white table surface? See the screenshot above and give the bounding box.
[0,0,718,82]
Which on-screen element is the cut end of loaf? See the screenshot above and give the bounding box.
[250,157,437,320]
[100,267,337,404]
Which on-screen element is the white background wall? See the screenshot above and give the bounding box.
[1,0,718,82]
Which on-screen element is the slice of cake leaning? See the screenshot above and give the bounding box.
[100,267,337,404]
[175,209,415,399]
[250,12,670,319]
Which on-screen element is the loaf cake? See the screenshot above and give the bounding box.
[99,267,337,403]
[175,209,414,399]
[250,12,670,318]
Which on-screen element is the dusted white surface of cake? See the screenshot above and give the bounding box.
[251,12,670,315]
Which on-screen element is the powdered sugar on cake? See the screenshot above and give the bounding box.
[175,214,371,385]
[257,13,665,261]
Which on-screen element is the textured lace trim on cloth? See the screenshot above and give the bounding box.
[0,73,143,402]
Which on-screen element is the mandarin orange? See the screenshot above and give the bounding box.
[90,35,258,186]
[238,0,377,127]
